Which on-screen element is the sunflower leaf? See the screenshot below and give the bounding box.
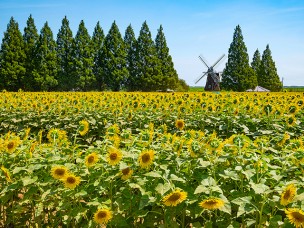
[13,167,28,174]
[155,183,171,195]
[250,183,269,194]
[194,185,209,194]
[294,192,304,202]
[170,174,185,183]
[22,176,38,186]
[231,196,252,206]
[144,171,163,178]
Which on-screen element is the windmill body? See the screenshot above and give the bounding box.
[195,54,225,91]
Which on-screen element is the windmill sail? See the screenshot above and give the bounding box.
[196,54,225,91]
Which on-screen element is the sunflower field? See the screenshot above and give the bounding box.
[1,91,304,227]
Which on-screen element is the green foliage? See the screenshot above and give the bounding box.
[189,86,204,92]
[72,20,95,91]
[0,17,26,91]
[92,21,105,90]
[251,49,261,76]
[284,86,304,92]
[155,25,179,91]
[32,22,58,91]
[176,78,190,92]
[23,15,39,91]
[221,25,257,91]
[136,21,163,91]
[124,24,137,91]
[0,17,181,92]
[258,45,282,92]
[100,21,128,91]
[56,16,74,91]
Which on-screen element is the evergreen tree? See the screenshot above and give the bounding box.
[56,16,74,91]
[100,21,128,91]
[92,21,105,90]
[155,25,178,91]
[258,44,282,91]
[92,21,104,57]
[0,17,26,91]
[23,15,39,91]
[32,22,58,91]
[124,24,137,91]
[175,78,189,92]
[72,20,95,91]
[251,49,261,77]
[135,21,162,91]
[221,25,257,91]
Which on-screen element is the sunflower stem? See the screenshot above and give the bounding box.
[258,200,266,228]
[72,131,78,163]
[110,179,113,210]
[182,208,185,228]
[163,207,167,227]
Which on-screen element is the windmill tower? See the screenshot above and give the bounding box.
[195,54,225,91]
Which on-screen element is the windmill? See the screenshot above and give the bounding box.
[195,54,225,91]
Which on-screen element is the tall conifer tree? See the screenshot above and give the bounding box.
[136,21,162,91]
[23,15,38,91]
[56,16,74,91]
[92,21,105,90]
[258,45,282,91]
[251,49,261,77]
[221,25,257,91]
[33,22,58,91]
[155,25,178,90]
[0,17,26,91]
[124,24,137,91]
[100,21,128,91]
[72,20,95,91]
[92,21,104,58]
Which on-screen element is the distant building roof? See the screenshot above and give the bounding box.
[246,86,270,92]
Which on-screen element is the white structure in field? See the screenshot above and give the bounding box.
[246,86,270,92]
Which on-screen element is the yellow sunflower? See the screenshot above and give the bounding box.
[285,208,304,227]
[106,124,120,136]
[93,208,113,225]
[51,166,69,180]
[199,198,225,210]
[280,184,297,206]
[0,138,4,151]
[5,138,20,153]
[47,128,68,144]
[29,141,38,157]
[278,132,291,147]
[175,119,185,130]
[107,135,121,148]
[1,166,12,182]
[121,167,133,180]
[85,152,99,167]
[138,150,155,169]
[286,115,296,127]
[287,105,299,115]
[107,147,123,166]
[23,128,31,140]
[162,189,187,206]
[47,128,59,142]
[62,173,81,189]
[79,120,89,136]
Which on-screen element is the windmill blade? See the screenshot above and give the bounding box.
[195,72,208,84]
[198,55,209,69]
[211,54,225,68]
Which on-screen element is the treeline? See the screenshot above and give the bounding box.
[221,25,282,92]
[0,15,188,92]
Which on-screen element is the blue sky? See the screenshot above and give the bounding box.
[1,0,303,86]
